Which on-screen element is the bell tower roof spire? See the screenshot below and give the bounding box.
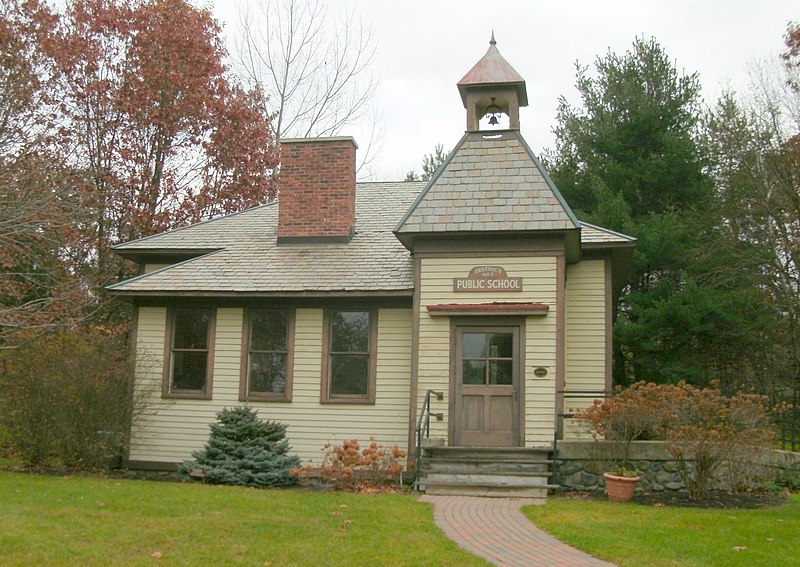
[457,34,528,107]
[457,34,528,132]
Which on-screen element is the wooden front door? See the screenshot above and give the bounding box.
[453,325,521,446]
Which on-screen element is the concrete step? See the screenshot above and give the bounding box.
[422,459,551,474]
[422,472,551,486]
[426,455,553,464]
[422,481,553,498]
[417,446,556,499]
[423,446,553,462]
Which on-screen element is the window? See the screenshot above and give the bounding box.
[241,309,294,401]
[461,332,514,385]
[321,309,377,403]
[164,308,215,398]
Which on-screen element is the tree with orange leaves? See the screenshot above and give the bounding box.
[54,0,279,281]
[0,0,95,347]
[1,0,280,344]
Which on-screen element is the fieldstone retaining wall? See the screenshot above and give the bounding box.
[555,441,686,493]
[554,441,800,493]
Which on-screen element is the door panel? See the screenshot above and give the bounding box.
[489,395,513,429]
[454,326,520,446]
[461,396,484,431]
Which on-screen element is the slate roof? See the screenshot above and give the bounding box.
[108,181,425,296]
[395,130,580,235]
[108,181,634,297]
[579,222,637,246]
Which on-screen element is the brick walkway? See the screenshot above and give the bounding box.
[420,495,615,567]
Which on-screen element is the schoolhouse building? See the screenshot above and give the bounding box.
[109,36,635,496]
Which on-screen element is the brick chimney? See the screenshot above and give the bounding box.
[277,137,358,244]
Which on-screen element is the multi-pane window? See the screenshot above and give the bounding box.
[167,308,214,397]
[323,309,376,403]
[461,332,514,385]
[243,309,293,401]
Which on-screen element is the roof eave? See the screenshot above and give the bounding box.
[111,247,222,263]
[394,227,582,259]
[108,289,415,300]
[456,80,529,107]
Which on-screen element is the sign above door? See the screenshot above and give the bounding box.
[453,266,523,292]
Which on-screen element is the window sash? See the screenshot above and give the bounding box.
[164,308,214,399]
[322,309,376,403]
[241,309,294,401]
[329,353,370,396]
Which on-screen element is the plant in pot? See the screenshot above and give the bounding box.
[575,382,660,501]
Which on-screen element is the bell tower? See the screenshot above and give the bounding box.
[456,33,528,132]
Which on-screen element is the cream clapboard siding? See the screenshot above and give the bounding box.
[417,256,558,446]
[564,259,608,440]
[130,306,412,465]
[143,263,171,274]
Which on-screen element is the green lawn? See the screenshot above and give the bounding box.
[524,494,800,567]
[0,472,489,566]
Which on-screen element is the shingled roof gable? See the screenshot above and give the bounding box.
[579,221,637,246]
[107,180,633,296]
[394,130,580,236]
[108,181,424,295]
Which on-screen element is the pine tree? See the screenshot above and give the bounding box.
[179,406,300,487]
[546,37,756,387]
[405,144,449,181]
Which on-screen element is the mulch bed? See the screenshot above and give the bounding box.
[562,489,791,509]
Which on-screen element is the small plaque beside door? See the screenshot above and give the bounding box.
[533,367,548,378]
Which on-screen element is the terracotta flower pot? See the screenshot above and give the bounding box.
[603,472,640,502]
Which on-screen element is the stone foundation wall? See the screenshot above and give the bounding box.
[555,441,800,493]
[554,441,690,493]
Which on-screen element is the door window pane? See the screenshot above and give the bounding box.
[488,333,513,358]
[489,360,513,385]
[463,360,487,384]
[463,333,487,358]
[461,330,515,387]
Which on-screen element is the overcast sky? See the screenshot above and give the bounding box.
[211,1,797,181]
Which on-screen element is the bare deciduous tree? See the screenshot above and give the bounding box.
[235,0,380,174]
[702,43,800,402]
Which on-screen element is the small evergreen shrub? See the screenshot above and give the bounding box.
[180,406,300,487]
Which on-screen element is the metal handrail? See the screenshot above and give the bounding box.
[414,389,443,489]
[552,389,610,486]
